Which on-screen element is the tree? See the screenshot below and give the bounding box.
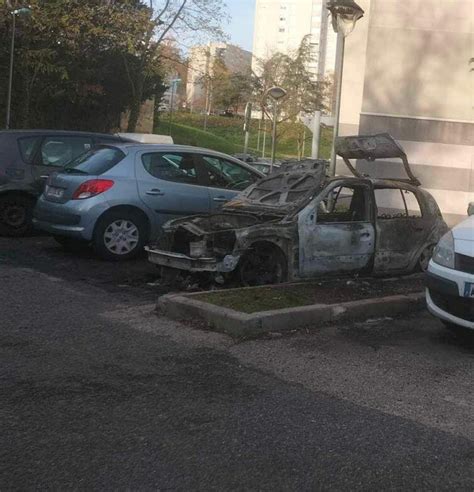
[251,36,330,158]
[0,0,165,130]
[212,70,253,113]
[122,0,228,131]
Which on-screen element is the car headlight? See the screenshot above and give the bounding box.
[432,231,455,269]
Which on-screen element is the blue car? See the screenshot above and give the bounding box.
[33,144,263,260]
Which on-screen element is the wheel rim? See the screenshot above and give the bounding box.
[1,203,26,228]
[419,245,434,272]
[103,219,139,255]
[240,249,284,286]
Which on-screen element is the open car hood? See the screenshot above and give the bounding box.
[336,133,421,186]
[224,159,328,215]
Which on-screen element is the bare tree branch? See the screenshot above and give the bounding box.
[157,0,187,44]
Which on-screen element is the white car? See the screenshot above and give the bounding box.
[426,205,474,330]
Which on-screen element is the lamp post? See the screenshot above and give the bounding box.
[168,78,181,136]
[5,7,32,130]
[327,0,364,176]
[266,86,287,173]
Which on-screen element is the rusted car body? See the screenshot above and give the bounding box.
[146,134,448,285]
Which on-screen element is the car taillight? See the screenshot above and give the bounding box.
[72,179,114,200]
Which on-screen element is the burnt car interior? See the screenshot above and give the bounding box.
[374,186,423,220]
[318,185,370,223]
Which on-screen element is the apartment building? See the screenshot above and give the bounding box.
[252,0,337,78]
[186,43,252,111]
[338,0,474,225]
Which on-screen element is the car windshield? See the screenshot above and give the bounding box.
[64,146,125,175]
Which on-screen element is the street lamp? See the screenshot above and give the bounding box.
[168,78,181,136]
[327,0,364,176]
[266,86,287,172]
[5,7,32,129]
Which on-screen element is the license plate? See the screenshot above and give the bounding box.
[463,282,474,298]
[47,186,64,199]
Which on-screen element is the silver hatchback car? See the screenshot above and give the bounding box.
[33,144,263,260]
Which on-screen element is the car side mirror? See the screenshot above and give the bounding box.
[468,202,474,216]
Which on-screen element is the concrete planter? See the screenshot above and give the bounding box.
[157,288,425,339]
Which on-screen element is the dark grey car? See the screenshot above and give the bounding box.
[0,130,129,236]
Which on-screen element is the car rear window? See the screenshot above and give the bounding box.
[64,146,125,175]
[18,136,42,163]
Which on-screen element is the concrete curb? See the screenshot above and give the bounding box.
[157,290,426,339]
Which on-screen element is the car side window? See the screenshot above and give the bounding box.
[39,136,93,167]
[18,136,42,164]
[199,155,258,190]
[317,185,369,223]
[402,190,423,217]
[374,188,422,219]
[142,152,199,184]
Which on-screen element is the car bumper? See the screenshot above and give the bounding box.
[33,196,108,241]
[426,261,474,330]
[146,247,240,273]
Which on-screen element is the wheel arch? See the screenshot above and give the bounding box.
[93,205,151,241]
[0,189,37,201]
[411,240,437,272]
[241,239,289,282]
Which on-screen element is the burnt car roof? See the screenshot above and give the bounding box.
[335,133,421,186]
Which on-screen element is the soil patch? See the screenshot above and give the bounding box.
[193,275,425,314]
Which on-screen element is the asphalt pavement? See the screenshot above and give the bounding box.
[1,236,473,490]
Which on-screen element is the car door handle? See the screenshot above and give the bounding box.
[146,189,165,196]
[360,232,371,238]
[213,197,229,203]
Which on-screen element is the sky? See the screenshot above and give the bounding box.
[226,0,256,52]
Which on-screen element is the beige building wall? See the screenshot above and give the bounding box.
[339,0,474,225]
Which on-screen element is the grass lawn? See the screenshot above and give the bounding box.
[155,112,333,159]
[192,276,425,314]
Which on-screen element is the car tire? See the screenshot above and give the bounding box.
[238,243,288,286]
[0,194,35,237]
[93,210,147,261]
[418,244,435,272]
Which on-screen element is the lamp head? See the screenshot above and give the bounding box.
[266,86,287,101]
[327,0,364,37]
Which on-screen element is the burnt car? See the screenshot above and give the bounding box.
[146,134,449,286]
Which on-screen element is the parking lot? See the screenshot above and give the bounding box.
[1,235,473,489]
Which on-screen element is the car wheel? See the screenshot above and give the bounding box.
[238,243,287,286]
[418,244,435,272]
[93,210,147,261]
[0,194,34,237]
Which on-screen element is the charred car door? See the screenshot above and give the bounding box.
[298,180,375,277]
[373,185,429,272]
